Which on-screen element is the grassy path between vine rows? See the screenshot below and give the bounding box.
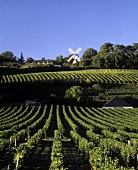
[20,139,90,170]
[21,140,52,170]
[62,140,90,170]
[0,148,14,170]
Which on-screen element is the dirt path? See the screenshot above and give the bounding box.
[0,148,14,170]
[62,141,90,170]
[21,140,52,170]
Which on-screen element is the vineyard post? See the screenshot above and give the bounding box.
[9,137,11,148]
[16,159,19,170]
[43,127,47,139]
[44,131,47,139]
[27,126,30,139]
[128,140,130,145]
[15,137,17,148]
[137,153,138,169]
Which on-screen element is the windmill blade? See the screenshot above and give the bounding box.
[75,47,82,54]
[68,48,75,54]
[67,55,75,62]
[76,58,80,62]
[74,55,80,62]
[77,58,81,62]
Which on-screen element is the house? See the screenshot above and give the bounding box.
[34,59,54,65]
[103,96,133,108]
[25,100,36,106]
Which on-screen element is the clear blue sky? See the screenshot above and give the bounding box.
[0,0,138,60]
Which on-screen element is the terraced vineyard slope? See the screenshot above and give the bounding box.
[0,104,138,169]
[1,69,138,85]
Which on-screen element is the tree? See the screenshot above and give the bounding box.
[80,48,97,67]
[79,58,88,67]
[113,44,129,68]
[92,84,102,95]
[65,86,84,103]
[99,42,113,54]
[0,51,15,63]
[55,55,64,65]
[82,48,97,59]
[92,54,105,68]
[104,53,115,68]
[27,57,34,63]
[132,43,138,50]
[132,43,138,68]
[91,42,114,68]
[41,57,45,61]
[18,52,24,64]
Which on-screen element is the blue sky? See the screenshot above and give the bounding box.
[0,0,138,60]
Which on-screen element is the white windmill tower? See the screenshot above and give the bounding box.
[67,47,82,64]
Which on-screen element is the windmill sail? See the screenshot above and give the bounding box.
[67,55,75,62]
[75,47,82,54]
[68,48,75,54]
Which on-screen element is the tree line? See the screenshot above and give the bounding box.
[0,42,138,69]
[80,42,138,69]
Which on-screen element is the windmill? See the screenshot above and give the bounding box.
[67,47,82,64]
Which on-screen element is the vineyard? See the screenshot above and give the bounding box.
[0,69,138,169]
[0,104,138,169]
[1,69,138,105]
[1,69,138,85]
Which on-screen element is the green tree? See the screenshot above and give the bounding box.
[79,58,93,67]
[87,42,138,69]
[27,57,34,63]
[65,86,84,103]
[92,54,105,68]
[55,55,64,65]
[132,43,138,50]
[99,42,113,54]
[92,84,102,95]
[79,58,87,67]
[91,42,114,68]
[104,53,115,68]
[132,43,138,68]
[83,48,97,59]
[124,46,135,68]
[0,51,15,63]
[18,52,24,64]
[41,57,45,62]
[81,48,97,67]
[111,44,125,68]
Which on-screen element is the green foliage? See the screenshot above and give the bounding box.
[55,55,64,65]
[83,48,97,59]
[20,62,37,68]
[1,41,138,69]
[1,104,138,169]
[79,48,97,67]
[65,85,84,103]
[0,51,15,63]
[91,42,138,69]
[18,52,24,64]
[50,130,65,170]
[26,57,34,63]
[92,84,102,92]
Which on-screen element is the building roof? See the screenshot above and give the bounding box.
[125,98,138,107]
[103,96,133,108]
[34,59,54,64]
